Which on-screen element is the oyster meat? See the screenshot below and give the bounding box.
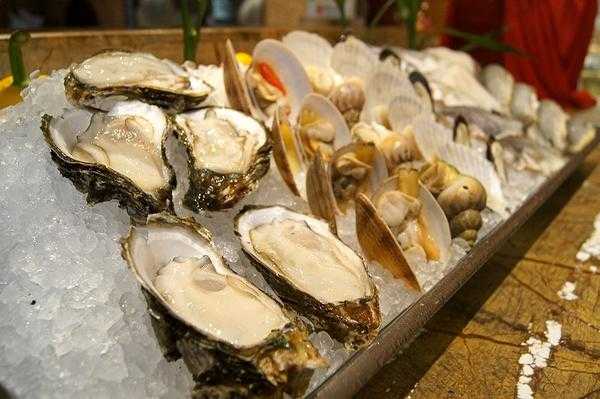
[173,107,270,211]
[65,51,212,112]
[41,100,174,220]
[235,206,381,349]
[121,213,326,398]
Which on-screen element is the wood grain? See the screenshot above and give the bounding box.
[356,147,600,399]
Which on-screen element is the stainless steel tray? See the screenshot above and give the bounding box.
[309,134,600,398]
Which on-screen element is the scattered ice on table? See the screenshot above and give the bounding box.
[557,281,578,301]
[576,212,600,262]
[515,320,562,399]
[590,265,598,273]
[0,72,564,398]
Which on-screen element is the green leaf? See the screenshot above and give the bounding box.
[444,28,524,55]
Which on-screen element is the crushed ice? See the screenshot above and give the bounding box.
[0,73,566,397]
[557,281,578,301]
[576,212,600,262]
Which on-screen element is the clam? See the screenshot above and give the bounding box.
[420,160,487,244]
[282,30,339,96]
[355,170,452,290]
[121,213,325,397]
[436,142,507,217]
[65,51,212,112]
[172,107,270,211]
[305,143,388,229]
[41,100,174,220]
[235,205,381,349]
[245,39,312,122]
[329,36,378,127]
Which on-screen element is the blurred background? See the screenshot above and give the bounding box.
[1,0,600,102]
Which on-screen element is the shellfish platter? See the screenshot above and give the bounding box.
[0,30,597,399]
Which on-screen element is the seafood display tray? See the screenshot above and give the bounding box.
[309,134,600,398]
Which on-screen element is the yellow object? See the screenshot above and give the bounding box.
[235,52,252,66]
[0,75,22,109]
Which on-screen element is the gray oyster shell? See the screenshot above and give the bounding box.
[121,213,326,398]
[172,107,271,211]
[41,102,175,221]
[235,205,381,349]
[65,50,212,113]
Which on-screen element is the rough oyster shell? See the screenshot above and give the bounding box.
[41,101,174,221]
[235,205,381,349]
[172,107,271,211]
[537,99,568,152]
[481,64,514,112]
[65,50,212,113]
[121,213,326,398]
[510,83,539,124]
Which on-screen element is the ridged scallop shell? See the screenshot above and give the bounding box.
[251,39,312,122]
[360,60,418,125]
[388,94,426,133]
[510,83,539,124]
[481,64,514,111]
[437,142,508,217]
[330,36,377,82]
[411,114,453,162]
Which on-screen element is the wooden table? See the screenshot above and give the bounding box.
[357,148,600,398]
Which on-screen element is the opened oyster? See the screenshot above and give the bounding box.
[121,213,325,397]
[355,170,452,290]
[235,206,381,349]
[173,107,270,211]
[41,100,174,220]
[65,51,212,112]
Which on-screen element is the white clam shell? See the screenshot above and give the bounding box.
[252,39,312,122]
[437,142,508,217]
[299,92,352,151]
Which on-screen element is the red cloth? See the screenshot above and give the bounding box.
[443,0,597,109]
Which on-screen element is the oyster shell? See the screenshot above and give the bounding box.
[235,205,381,349]
[41,100,174,220]
[481,64,514,112]
[121,213,325,398]
[355,171,452,289]
[65,51,212,112]
[172,107,270,211]
[510,83,539,124]
[537,99,568,152]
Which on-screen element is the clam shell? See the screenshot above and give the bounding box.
[252,39,312,122]
[306,152,339,233]
[269,107,306,198]
[373,176,452,264]
[298,92,352,155]
[222,39,257,117]
[355,192,420,291]
[282,30,333,70]
[330,36,377,82]
[437,142,508,217]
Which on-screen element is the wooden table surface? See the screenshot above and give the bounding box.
[357,148,600,398]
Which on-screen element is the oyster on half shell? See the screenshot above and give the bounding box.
[121,213,326,398]
[235,206,381,349]
[65,51,212,112]
[41,100,174,220]
[173,107,271,211]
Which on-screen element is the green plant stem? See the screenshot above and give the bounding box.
[369,0,395,28]
[9,31,30,88]
[181,0,208,62]
[335,0,347,27]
